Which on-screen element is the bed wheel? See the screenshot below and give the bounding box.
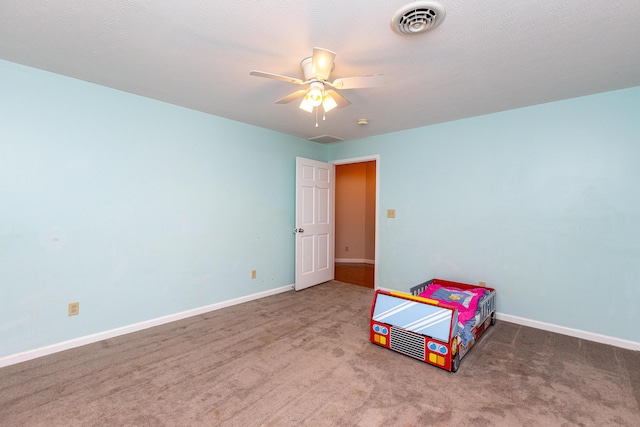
[490,312,496,326]
[451,354,460,373]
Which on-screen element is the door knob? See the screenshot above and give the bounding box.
[293,228,305,233]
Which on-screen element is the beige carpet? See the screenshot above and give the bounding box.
[1,281,639,426]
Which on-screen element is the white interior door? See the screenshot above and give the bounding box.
[294,157,335,291]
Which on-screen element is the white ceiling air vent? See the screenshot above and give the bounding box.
[308,135,344,144]
[391,1,446,35]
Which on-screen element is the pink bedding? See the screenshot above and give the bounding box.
[418,284,487,324]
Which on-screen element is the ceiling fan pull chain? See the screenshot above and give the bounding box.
[315,108,319,127]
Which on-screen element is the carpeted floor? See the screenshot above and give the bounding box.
[1,281,639,426]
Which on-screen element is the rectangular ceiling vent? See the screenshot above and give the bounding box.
[308,135,344,144]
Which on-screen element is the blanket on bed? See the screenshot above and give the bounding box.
[418,284,488,324]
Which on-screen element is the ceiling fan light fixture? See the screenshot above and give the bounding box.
[307,83,324,107]
[251,47,379,118]
[299,96,314,112]
[322,93,338,112]
[299,82,325,112]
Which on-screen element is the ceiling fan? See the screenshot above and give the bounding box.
[250,47,383,114]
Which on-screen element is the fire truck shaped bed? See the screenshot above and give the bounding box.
[369,278,496,372]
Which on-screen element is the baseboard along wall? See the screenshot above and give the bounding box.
[496,313,640,351]
[0,284,294,369]
[1,283,637,368]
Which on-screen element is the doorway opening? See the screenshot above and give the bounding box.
[332,157,378,289]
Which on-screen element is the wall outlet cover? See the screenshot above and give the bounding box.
[68,302,79,316]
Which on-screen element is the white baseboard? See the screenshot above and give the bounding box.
[3,285,636,369]
[496,313,640,351]
[335,258,375,264]
[0,284,294,369]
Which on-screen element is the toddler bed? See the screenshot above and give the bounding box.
[369,278,496,372]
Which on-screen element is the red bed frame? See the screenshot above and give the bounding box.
[369,278,496,372]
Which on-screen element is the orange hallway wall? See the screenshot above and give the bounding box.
[335,161,376,263]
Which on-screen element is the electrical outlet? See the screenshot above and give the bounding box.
[479,281,487,287]
[345,246,349,252]
[68,302,79,316]
[251,270,257,279]
[387,209,396,218]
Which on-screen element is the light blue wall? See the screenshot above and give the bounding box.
[2,57,639,358]
[329,87,640,343]
[0,60,326,358]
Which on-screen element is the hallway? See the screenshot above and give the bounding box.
[334,262,374,288]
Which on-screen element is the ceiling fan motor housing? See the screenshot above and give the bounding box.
[300,56,335,81]
[300,57,315,81]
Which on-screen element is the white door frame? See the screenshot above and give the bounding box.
[331,154,380,290]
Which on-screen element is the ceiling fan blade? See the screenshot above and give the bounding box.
[330,74,384,90]
[311,47,336,80]
[275,89,308,104]
[325,90,351,109]
[250,70,304,85]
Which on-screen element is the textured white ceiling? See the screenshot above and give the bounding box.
[1,0,639,142]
